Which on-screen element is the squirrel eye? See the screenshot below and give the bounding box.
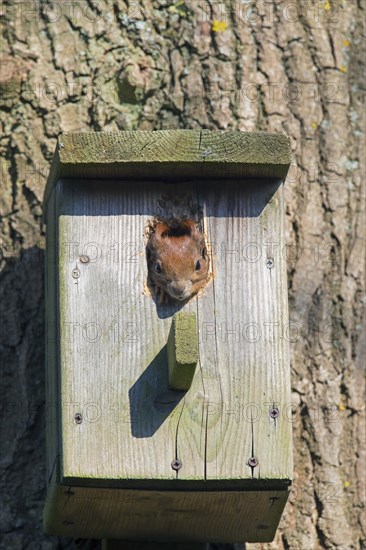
[195,260,201,271]
[155,262,162,274]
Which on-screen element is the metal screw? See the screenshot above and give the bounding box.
[266,258,274,269]
[72,268,80,279]
[75,413,82,424]
[79,255,90,264]
[171,459,182,471]
[269,407,280,419]
[248,456,258,468]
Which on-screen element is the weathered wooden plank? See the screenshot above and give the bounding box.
[44,477,290,542]
[57,180,207,484]
[195,181,293,481]
[44,130,291,210]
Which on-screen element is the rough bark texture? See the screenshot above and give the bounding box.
[0,1,365,549]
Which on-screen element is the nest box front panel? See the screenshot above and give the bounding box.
[55,177,292,486]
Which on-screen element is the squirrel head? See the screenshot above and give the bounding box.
[147,219,209,302]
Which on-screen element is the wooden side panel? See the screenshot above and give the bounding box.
[45,186,61,482]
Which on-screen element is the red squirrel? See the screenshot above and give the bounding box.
[147,219,210,304]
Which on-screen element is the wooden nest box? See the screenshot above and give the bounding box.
[43,130,293,544]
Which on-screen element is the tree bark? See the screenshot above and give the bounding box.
[0,1,364,549]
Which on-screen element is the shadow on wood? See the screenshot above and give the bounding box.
[129,345,185,438]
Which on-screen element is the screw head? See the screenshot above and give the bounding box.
[74,413,82,424]
[171,459,182,471]
[72,269,80,279]
[248,456,258,468]
[266,258,274,269]
[79,255,90,264]
[269,407,280,419]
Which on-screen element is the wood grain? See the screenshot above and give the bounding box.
[195,180,293,481]
[44,131,291,209]
[53,178,292,487]
[44,472,290,542]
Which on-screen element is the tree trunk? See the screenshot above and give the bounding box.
[0,1,364,549]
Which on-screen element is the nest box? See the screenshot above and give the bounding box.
[43,130,293,543]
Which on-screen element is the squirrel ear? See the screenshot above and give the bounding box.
[202,245,208,260]
[186,220,200,237]
[154,222,168,239]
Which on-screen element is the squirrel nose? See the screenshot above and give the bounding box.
[170,286,185,297]
[168,282,191,301]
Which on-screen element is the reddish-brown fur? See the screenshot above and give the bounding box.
[147,219,210,304]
